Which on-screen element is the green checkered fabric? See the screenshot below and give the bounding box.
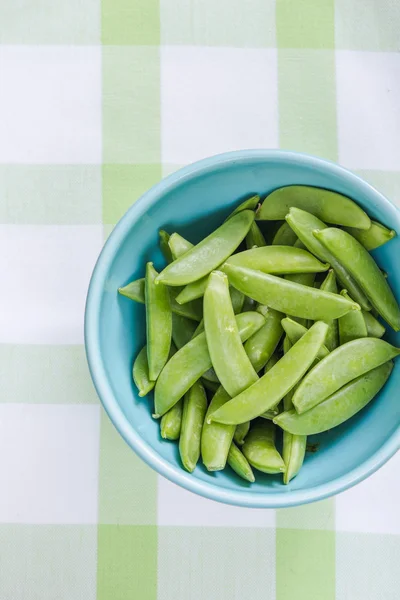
[1,1,399,599]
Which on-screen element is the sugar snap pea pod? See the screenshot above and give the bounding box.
[281,317,329,359]
[192,318,204,338]
[168,233,193,261]
[339,290,368,345]
[244,307,283,373]
[132,346,155,397]
[284,272,315,327]
[242,420,285,474]
[242,296,256,312]
[230,286,245,314]
[246,221,266,249]
[258,185,371,229]
[201,378,219,394]
[272,222,298,246]
[156,210,255,286]
[172,313,198,349]
[294,238,306,249]
[209,321,329,425]
[343,221,396,251]
[226,246,329,274]
[234,421,250,445]
[260,409,279,420]
[179,381,208,472]
[227,194,260,219]
[282,334,292,355]
[154,311,265,417]
[275,361,393,435]
[363,311,385,339]
[286,207,371,310]
[145,262,172,380]
[159,230,173,264]
[201,386,235,471]
[204,271,258,397]
[314,228,400,331]
[293,337,400,413]
[282,426,306,484]
[227,442,255,482]
[118,278,145,303]
[223,263,360,321]
[319,269,339,351]
[118,277,202,321]
[264,352,280,374]
[160,398,183,440]
[168,287,203,321]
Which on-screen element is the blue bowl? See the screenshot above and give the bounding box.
[85,150,400,508]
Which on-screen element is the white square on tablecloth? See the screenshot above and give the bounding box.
[161,46,278,164]
[157,476,275,527]
[336,451,400,535]
[0,404,100,524]
[0,225,103,344]
[0,46,101,163]
[336,50,400,170]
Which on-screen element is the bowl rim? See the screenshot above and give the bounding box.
[85,149,400,508]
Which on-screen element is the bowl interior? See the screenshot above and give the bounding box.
[87,152,400,507]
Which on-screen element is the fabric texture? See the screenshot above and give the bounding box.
[0,1,399,598]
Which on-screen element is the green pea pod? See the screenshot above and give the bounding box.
[209,321,329,425]
[282,429,307,484]
[363,311,386,339]
[258,185,371,229]
[244,307,283,373]
[293,337,400,414]
[226,246,329,275]
[179,382,208,472]
[172,313,198,349]
[227,194,260,219]
[132,345,155,397]
[284,272,316,327]
[145,262,172,380]
[168,233,193,260]
[176,276,244,309]
[294,239,306,249]
[286,207,371,310]
[227,442,255,482]
[192,319,204,338]
[282,334,292,355]
[223,263,360,321]
[281,317,329,360]
[246,221,266,249]
[343,221,396,251]
[230,286,245,314]
[339,290,368,345]
[234,421,250,445]
[201,386,235,471]
[242,420,285,474]
[272,222,298,246]
[260,409,279,420]
[314,228,400,331]
[118,278,145,303]
[242,296,257,312]
[159,230,173,264]
[160,398,183,440]
[264,353,280,374]
[275,361,393,435]
[154,311,265,417]
[319,269,339,351]
[168,287,203,321]
[204,271,258,397]
[201,378,219,394]
[156,210,255,286]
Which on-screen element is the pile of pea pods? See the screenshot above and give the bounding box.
[119,186,400,484]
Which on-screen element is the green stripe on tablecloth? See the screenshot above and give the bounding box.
[98,412,157,525]
[157,527,276,600]
[97,525,157,600]
[277,49,337,160]
[102,0,160,45]
[0,345,98,403]
[276,2,337,596]
[0,165,102,225]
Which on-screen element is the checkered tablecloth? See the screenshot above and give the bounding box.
[1,1,399,598]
